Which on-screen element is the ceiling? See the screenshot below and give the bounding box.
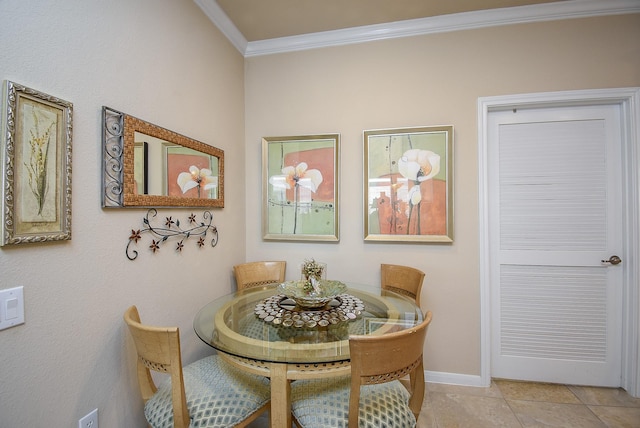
[195,0,639,56]
[215,0,566,42]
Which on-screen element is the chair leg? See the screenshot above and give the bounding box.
[292,414,302,428]
[235,402,271,427]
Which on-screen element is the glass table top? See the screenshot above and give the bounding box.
[193,282,423,364]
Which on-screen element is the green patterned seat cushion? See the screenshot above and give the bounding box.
[291,376,416,428]
[144,355,270,428]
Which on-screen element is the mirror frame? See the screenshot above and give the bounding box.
[102,106,224,208]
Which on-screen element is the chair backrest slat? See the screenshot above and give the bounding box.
[234,261,286,290]
[381,263,425,307]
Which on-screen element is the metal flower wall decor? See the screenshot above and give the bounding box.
[126,209,219,260]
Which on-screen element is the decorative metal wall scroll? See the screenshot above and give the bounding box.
[126,209,219,260]
[102,107,124,207]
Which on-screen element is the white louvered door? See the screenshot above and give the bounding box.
[488,104,623,386]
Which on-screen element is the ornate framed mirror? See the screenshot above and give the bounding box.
[102,106,224,208]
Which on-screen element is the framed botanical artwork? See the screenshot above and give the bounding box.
[262,134,339,241]
[1,81,73,246]
[364,126,453,243]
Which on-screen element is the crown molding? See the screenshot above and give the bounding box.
[195,0,640,57]
[194,0,248,53]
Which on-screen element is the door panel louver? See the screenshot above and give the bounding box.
[499,120,607,251]
[500,265,607,362]
[490,103,623,387]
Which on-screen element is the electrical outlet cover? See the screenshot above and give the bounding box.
[78,408,98,428]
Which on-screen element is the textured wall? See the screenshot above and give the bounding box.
[0,0,245,426]
[244,14,640,378]
[1,2,639,426]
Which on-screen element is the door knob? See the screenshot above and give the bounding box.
[601,255,622,265]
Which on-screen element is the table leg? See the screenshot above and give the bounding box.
[269,363,291,427]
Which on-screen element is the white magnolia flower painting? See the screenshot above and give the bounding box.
[263,135,339,241]
[364,126,453,242]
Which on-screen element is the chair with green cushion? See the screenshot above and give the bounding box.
[123,305,270,428]
[291,311,433,427]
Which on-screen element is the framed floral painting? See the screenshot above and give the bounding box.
[262,134,339,241]
[0,81,73,246]
[364,126,453,243]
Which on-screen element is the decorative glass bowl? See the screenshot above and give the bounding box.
[277,279,347,309]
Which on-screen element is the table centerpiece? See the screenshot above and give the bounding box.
[277,279,347,309]
[277,258,345,309]
[300,258,326,283]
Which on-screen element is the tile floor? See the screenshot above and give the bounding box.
[421,379,640,428]
[248,379,640,427]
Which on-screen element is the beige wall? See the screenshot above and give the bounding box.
[0,2,638,426]
[0,0,245,426]
[244,14,640,377]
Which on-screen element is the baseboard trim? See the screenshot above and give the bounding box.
[425,370,488,388]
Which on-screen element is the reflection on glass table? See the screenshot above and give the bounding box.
[193,282,423,427]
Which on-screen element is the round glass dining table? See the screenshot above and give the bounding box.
[193,282,423,427]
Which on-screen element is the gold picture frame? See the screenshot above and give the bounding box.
[1,81,73,245]
[262,134,339,242]
[364,126,453,243]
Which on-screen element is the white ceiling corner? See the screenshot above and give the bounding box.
[194,0,640,57]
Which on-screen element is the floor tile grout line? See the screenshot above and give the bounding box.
[493,380,525,427]
[583,403,609,427]
[566,385,584,405]
[501,398,526,427]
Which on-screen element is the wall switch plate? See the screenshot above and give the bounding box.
[0,286,24,331]
[79,408,98,428]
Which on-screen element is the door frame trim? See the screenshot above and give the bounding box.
[478,87,640,397]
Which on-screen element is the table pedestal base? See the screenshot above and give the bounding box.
[219,353,351,427]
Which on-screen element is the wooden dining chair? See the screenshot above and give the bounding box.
[233,261,286,290]
[381,263,425,307]
[290,311,433,428]
[123,305,270,428]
